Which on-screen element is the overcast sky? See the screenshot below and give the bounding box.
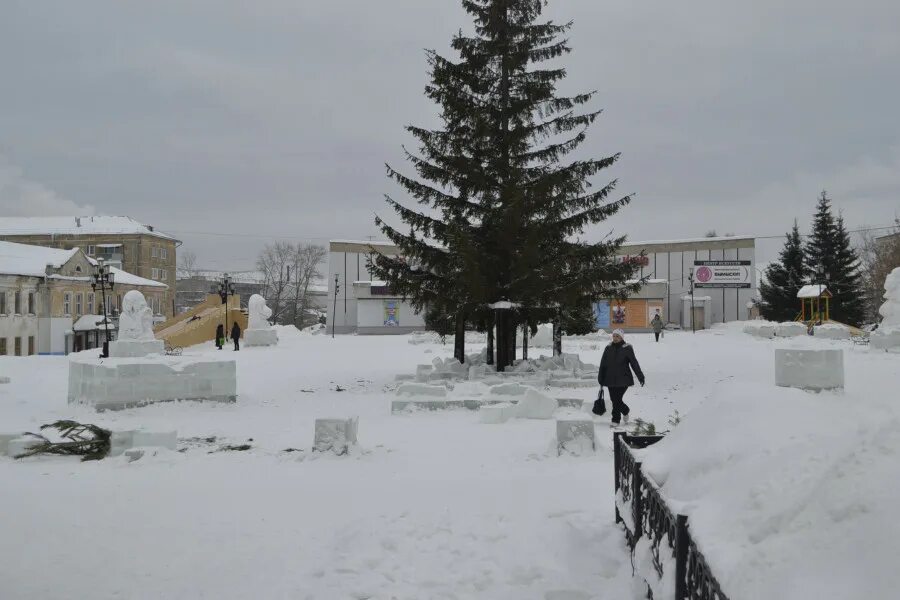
[1,0,899,269]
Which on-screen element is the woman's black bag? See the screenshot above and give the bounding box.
[592,387,606,415]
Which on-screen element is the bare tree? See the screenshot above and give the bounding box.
[293,243,327,328]
[177,250,199,279]
[256,242,294,324]
[859,219,900,322]
[257,242,327,328]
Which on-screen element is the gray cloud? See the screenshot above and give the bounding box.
[1,0,898,268]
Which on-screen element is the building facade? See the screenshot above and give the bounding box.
[326,240,426,334]
[611,236,757,330]
[0,241,167,355]
[325,236,756,334]
[0,216,179,318]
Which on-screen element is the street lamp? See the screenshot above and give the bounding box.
[688,268,696,334]
[91,258,115,358]
[332,274,340,338]
[218,273,235,338]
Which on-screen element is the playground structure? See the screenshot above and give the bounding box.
[796,285,832,323]
[795,285,866,338]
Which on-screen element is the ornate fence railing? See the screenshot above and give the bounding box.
[613,432,730,600]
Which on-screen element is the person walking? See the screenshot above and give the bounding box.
[598,329,645,427]
[231,321,241,351]
[215,323,225,350]
[651,313,664,342]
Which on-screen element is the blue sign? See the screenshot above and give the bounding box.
[592,301,610,329]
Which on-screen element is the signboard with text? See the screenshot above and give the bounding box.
[693,261,752,288]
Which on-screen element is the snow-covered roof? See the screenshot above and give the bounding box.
[73,314,112,331]
[797,285,829,298]
[353,280,388,286]
[0,216,177,241]
[627,278,669,285]
[185,270,265,284]
[624,234,755,246]
[0,241,80,277]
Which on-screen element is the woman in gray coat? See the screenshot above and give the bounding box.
[651,313,664,342]
[598,329,645,426]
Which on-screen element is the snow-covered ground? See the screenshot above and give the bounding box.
[1,325,897,599]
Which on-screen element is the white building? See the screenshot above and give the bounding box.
[325,236,756,334]
[612,235,757,330]
[326,240,426,334]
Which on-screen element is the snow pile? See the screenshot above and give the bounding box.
[555,419,595,455]
[775,322,807,337]
[813,323,851,340]
[871,267,900,351]
[515,388,557,419]
[743,320,776,338]
[639,379,900,600]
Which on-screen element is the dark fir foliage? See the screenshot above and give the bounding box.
[371,0,636,369]
[760,221,807,322]
[804,192,865,325]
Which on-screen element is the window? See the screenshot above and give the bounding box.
[76,293,83,316]
[0,292,6,314]
[14,337,21,356]
[14,291,21,314]
[88,293,94,314]
[161,247,168,260]
[64,292,71,315]
[28,336,35,356]
[152,246,158,258]
[161,269,168,281]
[28,292,35,315]
[0,339,6,355]
[152,268,160,280]
[75,265,82,273]
[87,245,95,256]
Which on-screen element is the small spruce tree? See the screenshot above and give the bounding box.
[760,220,807,321]
[804,191,866,325]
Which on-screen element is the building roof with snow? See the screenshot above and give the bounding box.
[0,216,177,242]
[0,241,81,277]
[0,240,166,288]
[797,285,831,299]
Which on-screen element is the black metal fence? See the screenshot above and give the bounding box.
[613,432,730,600]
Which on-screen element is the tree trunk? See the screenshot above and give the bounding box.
[486,320,495,366]
[454,311,466,364]
[522,324,529,361]
[506,313,517,367]
[553,314,563,357]
[495,311,506,372]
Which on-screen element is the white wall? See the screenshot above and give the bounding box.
[623,244,757,328]
[357,298,425,329]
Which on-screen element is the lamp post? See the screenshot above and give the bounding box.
[218,273,234,337]
[688,268,696,333]
[91,258,115,358]
[332,274,340,338]
[815,265,825,323]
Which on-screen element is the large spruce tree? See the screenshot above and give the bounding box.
[373,0,635,370]
[760,220,806,321]
[804,191,865,325]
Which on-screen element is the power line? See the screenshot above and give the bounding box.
[163,223,898,244]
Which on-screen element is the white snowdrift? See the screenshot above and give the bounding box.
[641,379,900,600]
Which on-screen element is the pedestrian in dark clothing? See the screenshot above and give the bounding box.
[215,324,225,350]
[651,314,664,342]
[598,329,645,427]
[231,322,241,351]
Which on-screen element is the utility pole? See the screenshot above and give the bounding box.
[688,268,696,333]
[219,273,234,336]
[332,274,340,338]
[91,258,115,358]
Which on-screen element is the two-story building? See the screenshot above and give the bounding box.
[0,216,179,318]
[0,240,167,355]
